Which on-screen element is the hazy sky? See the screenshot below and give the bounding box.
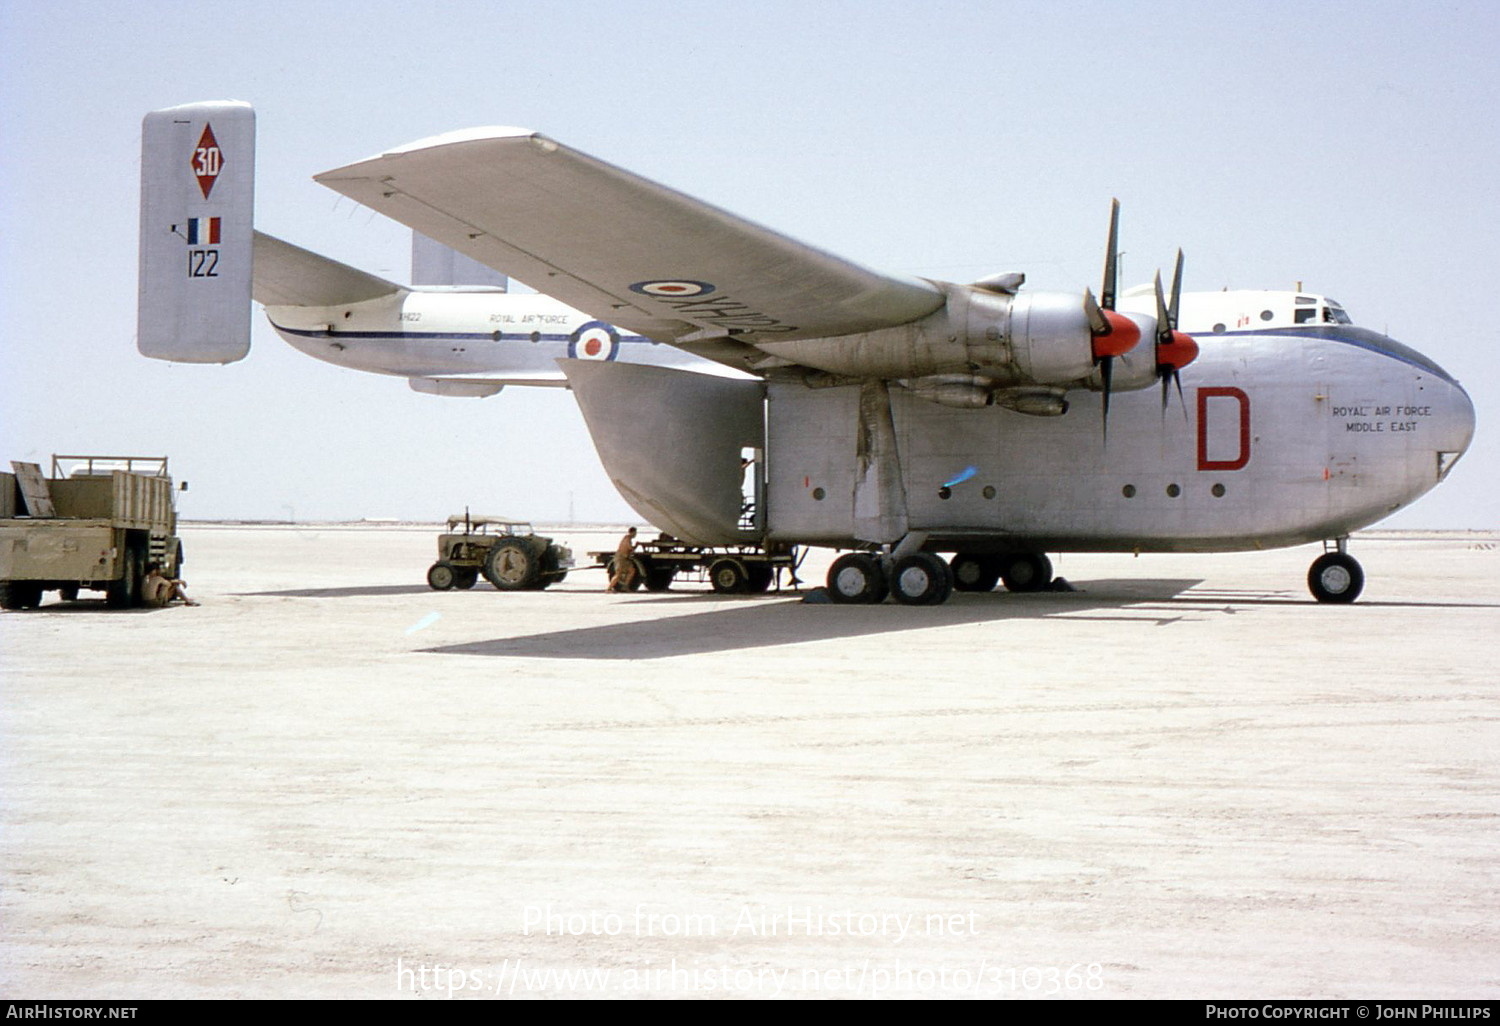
[2,0,1496,527]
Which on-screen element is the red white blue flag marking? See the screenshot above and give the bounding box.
[185,218,221,245]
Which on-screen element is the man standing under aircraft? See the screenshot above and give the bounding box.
[608,527,638,592]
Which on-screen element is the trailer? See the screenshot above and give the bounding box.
[0,456,183,610]
[591,534,802,594]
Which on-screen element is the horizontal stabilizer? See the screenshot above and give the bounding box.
[254,232,404,307]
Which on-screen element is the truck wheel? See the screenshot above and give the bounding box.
[454,568,479,590]
[58,584,80,602]
[709,558,749,594]
[1,581,42,610]
[427,562,458,590]
[107,548,142,608]
[484,538,541,591]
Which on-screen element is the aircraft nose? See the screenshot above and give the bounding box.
[1433,374,1476,480]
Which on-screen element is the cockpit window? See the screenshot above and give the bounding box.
[1322,300,1351,324]
[1295,308,1317,324]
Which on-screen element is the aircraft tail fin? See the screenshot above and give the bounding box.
[253,232,405,307]
[137,101,256,364]
[411,231,508,290]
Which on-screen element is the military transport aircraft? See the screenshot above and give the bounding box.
[139,102,1475,604]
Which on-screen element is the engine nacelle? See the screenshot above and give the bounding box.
[753,282,1145,403]
[989,290,1096,384]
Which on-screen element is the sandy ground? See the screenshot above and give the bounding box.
[1,525,1497,999]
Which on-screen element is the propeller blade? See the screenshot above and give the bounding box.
[1101,199,1120,311]
[1168,248,1184,327]
[1083,287,1109,336]
[1149,250,1196,423]
[1153,270,1171,347]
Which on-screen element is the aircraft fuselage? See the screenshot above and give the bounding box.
[264,289,724,383]
[767,324,1474,552]
[563,293,1475,561]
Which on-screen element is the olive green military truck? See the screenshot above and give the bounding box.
[0,456,183,610]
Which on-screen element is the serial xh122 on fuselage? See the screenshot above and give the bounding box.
[139,103,1475,604]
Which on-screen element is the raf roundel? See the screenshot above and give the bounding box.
[630,280,716,298]
[568,321,620,361]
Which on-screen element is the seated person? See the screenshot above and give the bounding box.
[143,563,199,607]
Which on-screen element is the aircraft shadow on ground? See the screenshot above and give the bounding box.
[236,584,436,598]
[419,578,1208,660]
[216,578,1500,660]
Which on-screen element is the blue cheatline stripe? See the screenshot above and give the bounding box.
[1191,325,1460,385]
[268,323,657,346]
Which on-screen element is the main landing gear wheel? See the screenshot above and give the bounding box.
[1308,552,1364,604]
[999,553,1053,593]
[826,553,888,605]
[950,553,1001,593]
[891,552,954,606]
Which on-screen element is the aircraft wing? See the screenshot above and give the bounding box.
[313,128,945,369]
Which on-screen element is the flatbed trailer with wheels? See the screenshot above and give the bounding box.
[590,536,802,594]
[0,455,184,610]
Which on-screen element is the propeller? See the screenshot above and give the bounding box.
[1153,249,1200,419]
[1088,199,1141,440]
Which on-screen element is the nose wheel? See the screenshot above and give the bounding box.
[1308,551,1364,603]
